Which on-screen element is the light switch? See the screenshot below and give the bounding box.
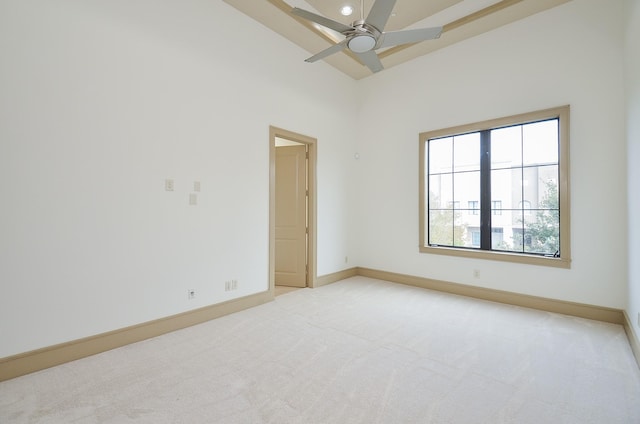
[193,181,201,192]
[189,193,197,205]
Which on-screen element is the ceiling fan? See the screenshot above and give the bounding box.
[291,0,443,73]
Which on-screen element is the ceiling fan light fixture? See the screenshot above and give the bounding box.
[340,5,354,16]
[348,34,376,53]
[291,0,443,74]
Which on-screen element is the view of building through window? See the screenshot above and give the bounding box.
[427,118,560,256]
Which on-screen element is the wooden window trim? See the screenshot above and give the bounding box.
[419,106,571,268]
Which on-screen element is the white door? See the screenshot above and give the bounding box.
[275,145,307,287]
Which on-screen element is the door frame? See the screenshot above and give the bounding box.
[269,126,317,293]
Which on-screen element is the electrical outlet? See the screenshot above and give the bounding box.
[345,256,348,264]
[165,179,174,191]
[188,289,195,299]
[225,280,238,292]
[473,269,480,278]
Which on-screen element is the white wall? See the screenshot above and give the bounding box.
[0,0,357,358]
[354,0,628,308]
[626,0,640,336]
[1,0,633,360]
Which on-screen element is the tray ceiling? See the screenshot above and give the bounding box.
[223,0,571,79]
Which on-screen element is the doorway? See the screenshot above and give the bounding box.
[269,126,316,293]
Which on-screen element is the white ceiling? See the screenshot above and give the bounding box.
[223,0,571,80]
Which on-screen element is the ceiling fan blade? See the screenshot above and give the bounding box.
[356,50,384,73]
[379,27,443,49]
[291,7,354,34]
[305,40,348,63]
[366,0,397,31]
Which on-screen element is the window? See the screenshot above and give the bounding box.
[492,200,502,215]
[419,106,570,268]
[518,200,533,215]
[470,228,480,246]
[468,201,479,215]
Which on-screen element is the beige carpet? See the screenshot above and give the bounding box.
[1,276,639,423]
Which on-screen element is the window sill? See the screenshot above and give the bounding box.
[419,245,571,269]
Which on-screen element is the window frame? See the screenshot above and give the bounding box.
[419,106,571,268]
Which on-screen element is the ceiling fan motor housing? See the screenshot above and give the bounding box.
[347,20,381,53]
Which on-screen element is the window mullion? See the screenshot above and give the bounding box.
[480,130,492,250]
